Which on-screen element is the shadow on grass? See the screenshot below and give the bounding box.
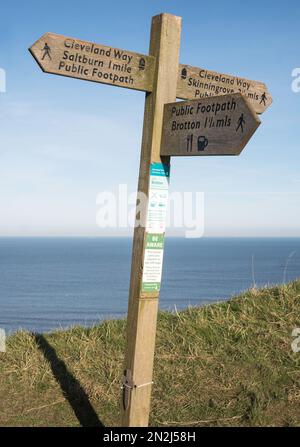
[33,333,104,427]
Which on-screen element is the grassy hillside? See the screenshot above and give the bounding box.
[0,281,299,427]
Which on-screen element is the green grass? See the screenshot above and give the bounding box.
[0,280,299,427]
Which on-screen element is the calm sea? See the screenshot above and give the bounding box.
[0,237,299,334]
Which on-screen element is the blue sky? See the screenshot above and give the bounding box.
[0,0,300,237]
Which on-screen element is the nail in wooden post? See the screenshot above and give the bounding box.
[121,13,182,427]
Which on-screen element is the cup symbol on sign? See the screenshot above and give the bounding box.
[197,136,208,151]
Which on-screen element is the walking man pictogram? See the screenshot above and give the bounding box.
[41,43,51,60]
[236,113,245,133]
[260,92,267,106]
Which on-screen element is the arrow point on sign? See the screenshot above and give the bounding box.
[29,33,51,74]
[237,93,261,153]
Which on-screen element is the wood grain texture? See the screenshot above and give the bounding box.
[177,64,272,114]
[161,93,261,157]
[29,33,155,92]
[121,13,181,427]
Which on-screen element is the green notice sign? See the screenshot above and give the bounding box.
[142,234,165,292]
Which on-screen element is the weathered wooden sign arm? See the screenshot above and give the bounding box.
[177,64,272,114]
[161,93,261,157]
[29,32,156,93]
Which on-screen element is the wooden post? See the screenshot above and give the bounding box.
[121,13,181,427]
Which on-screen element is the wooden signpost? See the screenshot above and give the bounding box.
[161,93,260,156]
[29,13,271,428]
